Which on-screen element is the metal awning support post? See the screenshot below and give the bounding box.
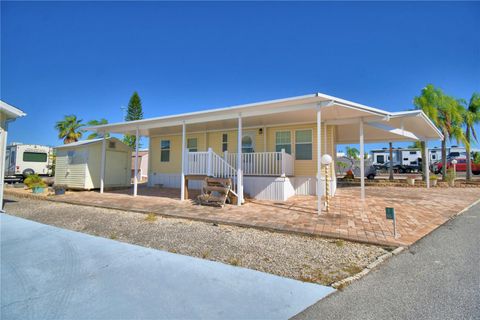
[425,141,430,188]
[359,120,365,200]
[100,132,106,194]
[0,121,8,212]
[237,114,243,206]
[180,121,186,201]
[133,127,139,197]
[317,107,322,214]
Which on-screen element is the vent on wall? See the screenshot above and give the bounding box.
[109,141,116,149]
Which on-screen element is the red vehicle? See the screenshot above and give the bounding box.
[431,158,480,175]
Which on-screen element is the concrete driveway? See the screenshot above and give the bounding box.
[1,214,333,320]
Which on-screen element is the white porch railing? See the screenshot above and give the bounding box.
[186,148,237,194]
[224,149,294,176]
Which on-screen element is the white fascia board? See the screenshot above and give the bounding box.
[85,94,319,132]
[366,122,419,140]
[316,92,389,117]
[0,100,26,119]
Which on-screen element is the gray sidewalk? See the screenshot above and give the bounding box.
[1,213,333,320]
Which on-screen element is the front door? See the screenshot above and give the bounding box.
[242,131,255,153]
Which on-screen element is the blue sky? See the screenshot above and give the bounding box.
[2,1,479,153]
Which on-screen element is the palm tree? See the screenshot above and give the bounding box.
[55,115,84,144]
[345,146,360,160]
[86,119,109,140]
[461,93,480,180]
[437,95,468,179]
[414,85,467,180]
[414,85,440,180]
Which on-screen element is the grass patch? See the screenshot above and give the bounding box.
[302,269,342,285]
[335,240,345,247]
[144,213,158,222]
[201,250,211,259]
[109,233,117,240]
[343,264,363,276]
[227,257,240,266]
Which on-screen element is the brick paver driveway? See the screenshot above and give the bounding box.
[49,186,479,247]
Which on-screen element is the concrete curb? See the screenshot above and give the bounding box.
[331,247,405,289]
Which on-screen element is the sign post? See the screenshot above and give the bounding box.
[386,207,396,238]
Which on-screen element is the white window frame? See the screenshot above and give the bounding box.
[160,140,170,162]
[294,128,313,161]
[274,130,292,154]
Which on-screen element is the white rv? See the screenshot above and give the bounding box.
[4,143,54,181]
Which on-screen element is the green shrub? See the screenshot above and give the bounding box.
[24,174,46,189]
[429,174,438,180]
[445,168,455,183]
[473,152,480,165]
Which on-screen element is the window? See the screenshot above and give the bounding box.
[409,151,417,155]
[295,130,312,160]
[403,158,408,161]
[109,141,116,149]
[161,140,170,162]
[187,138,198,152]
[23,152,47,163]
[432,154,436,160]
[222,134,228,152]
[377,155,385,164]
[275,131,291,154]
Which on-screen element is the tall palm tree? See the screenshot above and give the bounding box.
[414,85,440,180]
[86,118,109,140]
[55,115,84,144]
[414,85,466,180]
[437,95,467,179]
[461,93,480,180]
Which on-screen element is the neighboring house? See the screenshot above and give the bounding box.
[54,138,132,190]
[1,100,26,210]
[86,93,443,212]
[131,150,148,181]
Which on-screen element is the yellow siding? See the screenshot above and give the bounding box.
[149,124,335,177]
[54,148,88,189]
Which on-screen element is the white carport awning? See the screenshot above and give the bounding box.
[85,93,443,143]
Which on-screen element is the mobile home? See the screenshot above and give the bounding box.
[85,93,443,211]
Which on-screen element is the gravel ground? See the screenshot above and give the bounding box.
[3,196,387,285]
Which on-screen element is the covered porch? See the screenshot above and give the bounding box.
[85,93,444,213]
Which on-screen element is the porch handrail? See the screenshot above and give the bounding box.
[225,150,294,176]
[186,149,237,194]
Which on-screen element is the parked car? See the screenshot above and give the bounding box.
[376,161,421,174]
[431,157,480,174]
[337,156,377,179]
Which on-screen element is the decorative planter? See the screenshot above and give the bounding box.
[32,187,46,194]
[430,179,438,187]
[406,177,416,186]
[448,180,455,187]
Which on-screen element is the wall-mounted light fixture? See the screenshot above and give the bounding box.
[258,128,263,135]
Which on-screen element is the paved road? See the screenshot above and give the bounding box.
[294,201,480,320]
[0,214,333,320]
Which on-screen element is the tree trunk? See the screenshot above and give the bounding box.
[420,140,427,181]
[441,136,447,180]
[389,142,394,181]
[466,126,472,181]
